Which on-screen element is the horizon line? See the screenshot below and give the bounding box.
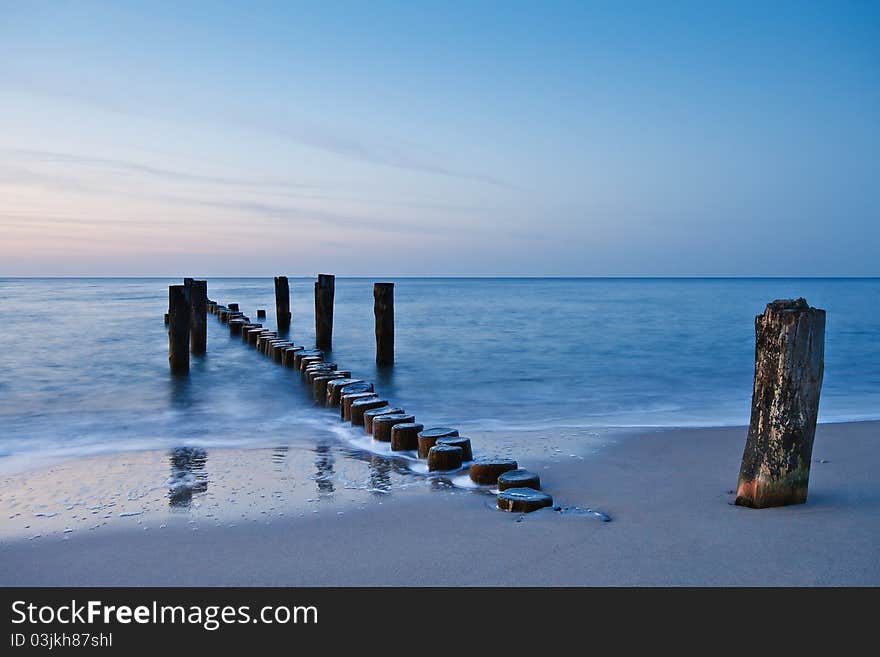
[2,275,879,280]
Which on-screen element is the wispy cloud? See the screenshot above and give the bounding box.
[279,126,514,189]
[1,147,497,214]
[163,196,546,241]
[0,165,543,241]
[0,167,452,237]
[4,86,514,190]
[4,149,319,190]
[166,196,451,236]
[0,164,95,194]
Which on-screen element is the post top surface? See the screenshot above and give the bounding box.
[763,297,825,317]
[767,298,809,311]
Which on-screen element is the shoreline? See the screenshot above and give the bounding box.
[2,420,878,585]
[3,416,877,479]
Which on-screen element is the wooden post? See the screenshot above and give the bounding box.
[497,469,540,491]
[374,282,394,366]
[350,399,389,426]
[281,346,303,367]
[363,406,404,433]
[428,445,463,471]
[417,428,459,458]
[168,285,191,375]
[241,323,261,342]
[185,279,207,354]
[314,274,335,350]
[274,276,291,334]
[390,422,424,451]
[325,378,365,406]
[497,489,553,513]
[372,413,416,442]
[271,341,291,363]
[299,355,324,372]
[469,458,518,485]
[294,349,322,370]
[305,364,339,381]
[735,298,825,508]
[342,392,379,421]
[437,436,473,461]
[313,373,346,402]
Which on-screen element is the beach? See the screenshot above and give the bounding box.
[3,420,877,586]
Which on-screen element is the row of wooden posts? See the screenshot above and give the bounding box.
[166,280,828,511]
[201,287,554,513]
[166,275,395,374]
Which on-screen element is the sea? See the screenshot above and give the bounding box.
[0,277,877,474]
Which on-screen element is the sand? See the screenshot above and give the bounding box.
[1,421,877,586]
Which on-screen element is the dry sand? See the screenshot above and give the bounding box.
[1,421,877,586]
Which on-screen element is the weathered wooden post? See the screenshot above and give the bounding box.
[294,349,322,370]
[390,423,424,451]
[281,345,303,367]
[325,378,367,406]
[313,373,346,402]
[363,406,405,433]
[185,279,207,355]
[350,399,389,426]
[497,469,540,491]
[417,427,459,458]
[342,392,379,421]
[374,282,394,366]
[314,274,335,350]
[274,276,291,334]
[168,285,191,375]
[469,458,518,485]
[437,436,473,461]
[372,413,416,442]
[428,445,464,471]
[497,489,553,513]
[735,298,825,509]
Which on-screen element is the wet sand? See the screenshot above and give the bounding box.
[1,421,878,586]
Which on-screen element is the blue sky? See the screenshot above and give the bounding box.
[1,1,877,276]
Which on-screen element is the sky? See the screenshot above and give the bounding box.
[0,1,878,276]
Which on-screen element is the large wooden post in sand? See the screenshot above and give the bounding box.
[274,276,291,334]
[314,274,335,350]
[168,285,191,375]
[735,298,825,508]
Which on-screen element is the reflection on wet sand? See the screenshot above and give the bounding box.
[0,440,446,541]
[272,445,289,466]
[429,477,455,491]
[168,447,208,508]
[368,456,392,494]
[313,444,335,495]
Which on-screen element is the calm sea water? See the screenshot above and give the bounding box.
[0,278,877,473]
